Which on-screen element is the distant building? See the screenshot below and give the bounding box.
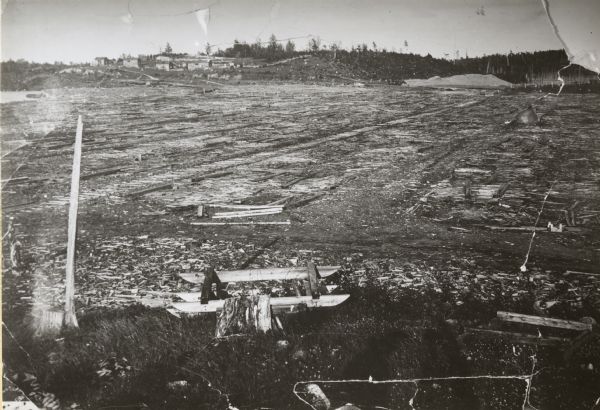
[156,62,172,71]
[123,58,140,68]
[94,57,109,66]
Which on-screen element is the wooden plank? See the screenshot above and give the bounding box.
[209,204,284,210]
[178,266,341,285]
[128,183,173,197]
[64,115,83,329]
[190,171,233,183]
[564,270,599,277]
[80,166,123,180]
[191,221,291,226]
[171,294,351,314]
[212,208,283,218]
[465,328,570,346]
[497,311,592,331]
[481,225,586,232]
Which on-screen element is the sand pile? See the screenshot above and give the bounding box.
[405,74,512,89]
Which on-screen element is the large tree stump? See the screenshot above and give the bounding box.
[216,295,271,337]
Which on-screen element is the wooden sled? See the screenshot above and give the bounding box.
[168,262,349,316]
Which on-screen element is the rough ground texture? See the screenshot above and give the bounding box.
[2,83,599,409]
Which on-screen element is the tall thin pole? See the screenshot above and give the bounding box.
[64,115,83,328]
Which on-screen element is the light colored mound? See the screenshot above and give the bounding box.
[405,74,512,89]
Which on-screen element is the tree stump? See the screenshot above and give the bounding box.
[216,295,271,338]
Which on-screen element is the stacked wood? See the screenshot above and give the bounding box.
[215,295,271,337]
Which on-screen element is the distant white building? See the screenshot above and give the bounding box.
[123,58,140,68]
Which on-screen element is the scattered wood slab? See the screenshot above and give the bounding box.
[81,166,123,180]
[209,204,284,210]
[191,221,291,226]
[564,270,599,277]
[481,225,586,233]
[127,183,173,197]
[497,311,593,331]
[212,208,283,219]
[190,171,233,183]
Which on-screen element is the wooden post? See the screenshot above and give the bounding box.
[64,115,83,329]
[216,295,271,337]
[307,262,320,299]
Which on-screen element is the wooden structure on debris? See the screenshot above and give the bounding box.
[168,264,349,320]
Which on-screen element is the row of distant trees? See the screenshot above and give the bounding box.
[210,35,591,84]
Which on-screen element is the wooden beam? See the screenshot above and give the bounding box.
[208,204,284,210]
[80,166,123,180]
[212,208,283,218]
[178,266,341,285]
[64,115,83,329]
[191,221,291,226]
[128,183,173,197]
[497,311,592,331]
[171,294,351,314]
[190,171,233,183]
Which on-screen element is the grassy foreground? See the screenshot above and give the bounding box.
[3,273,599,409]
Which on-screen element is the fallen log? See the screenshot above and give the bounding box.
[465,328,570,346]
[81,166,123,180]
[178,265,341,285]
[497,311,592,331]
[169,294,351,314]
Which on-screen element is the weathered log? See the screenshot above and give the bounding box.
[497,311,592,331]
[215,295,271,337]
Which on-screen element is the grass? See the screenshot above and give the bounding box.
[3,275,599,409]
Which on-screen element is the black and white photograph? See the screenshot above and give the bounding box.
[1,0,599,408]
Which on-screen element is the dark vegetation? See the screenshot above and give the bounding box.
[4,273,599,409]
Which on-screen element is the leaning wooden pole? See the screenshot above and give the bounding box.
[64,115,83,329]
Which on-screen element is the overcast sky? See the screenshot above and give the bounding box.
[0,0,595,63]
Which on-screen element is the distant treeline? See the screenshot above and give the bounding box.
[213,36,596,84]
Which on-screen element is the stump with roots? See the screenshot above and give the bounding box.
[216,295,272,338]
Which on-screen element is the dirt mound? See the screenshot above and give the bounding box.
[405,74,513,89]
